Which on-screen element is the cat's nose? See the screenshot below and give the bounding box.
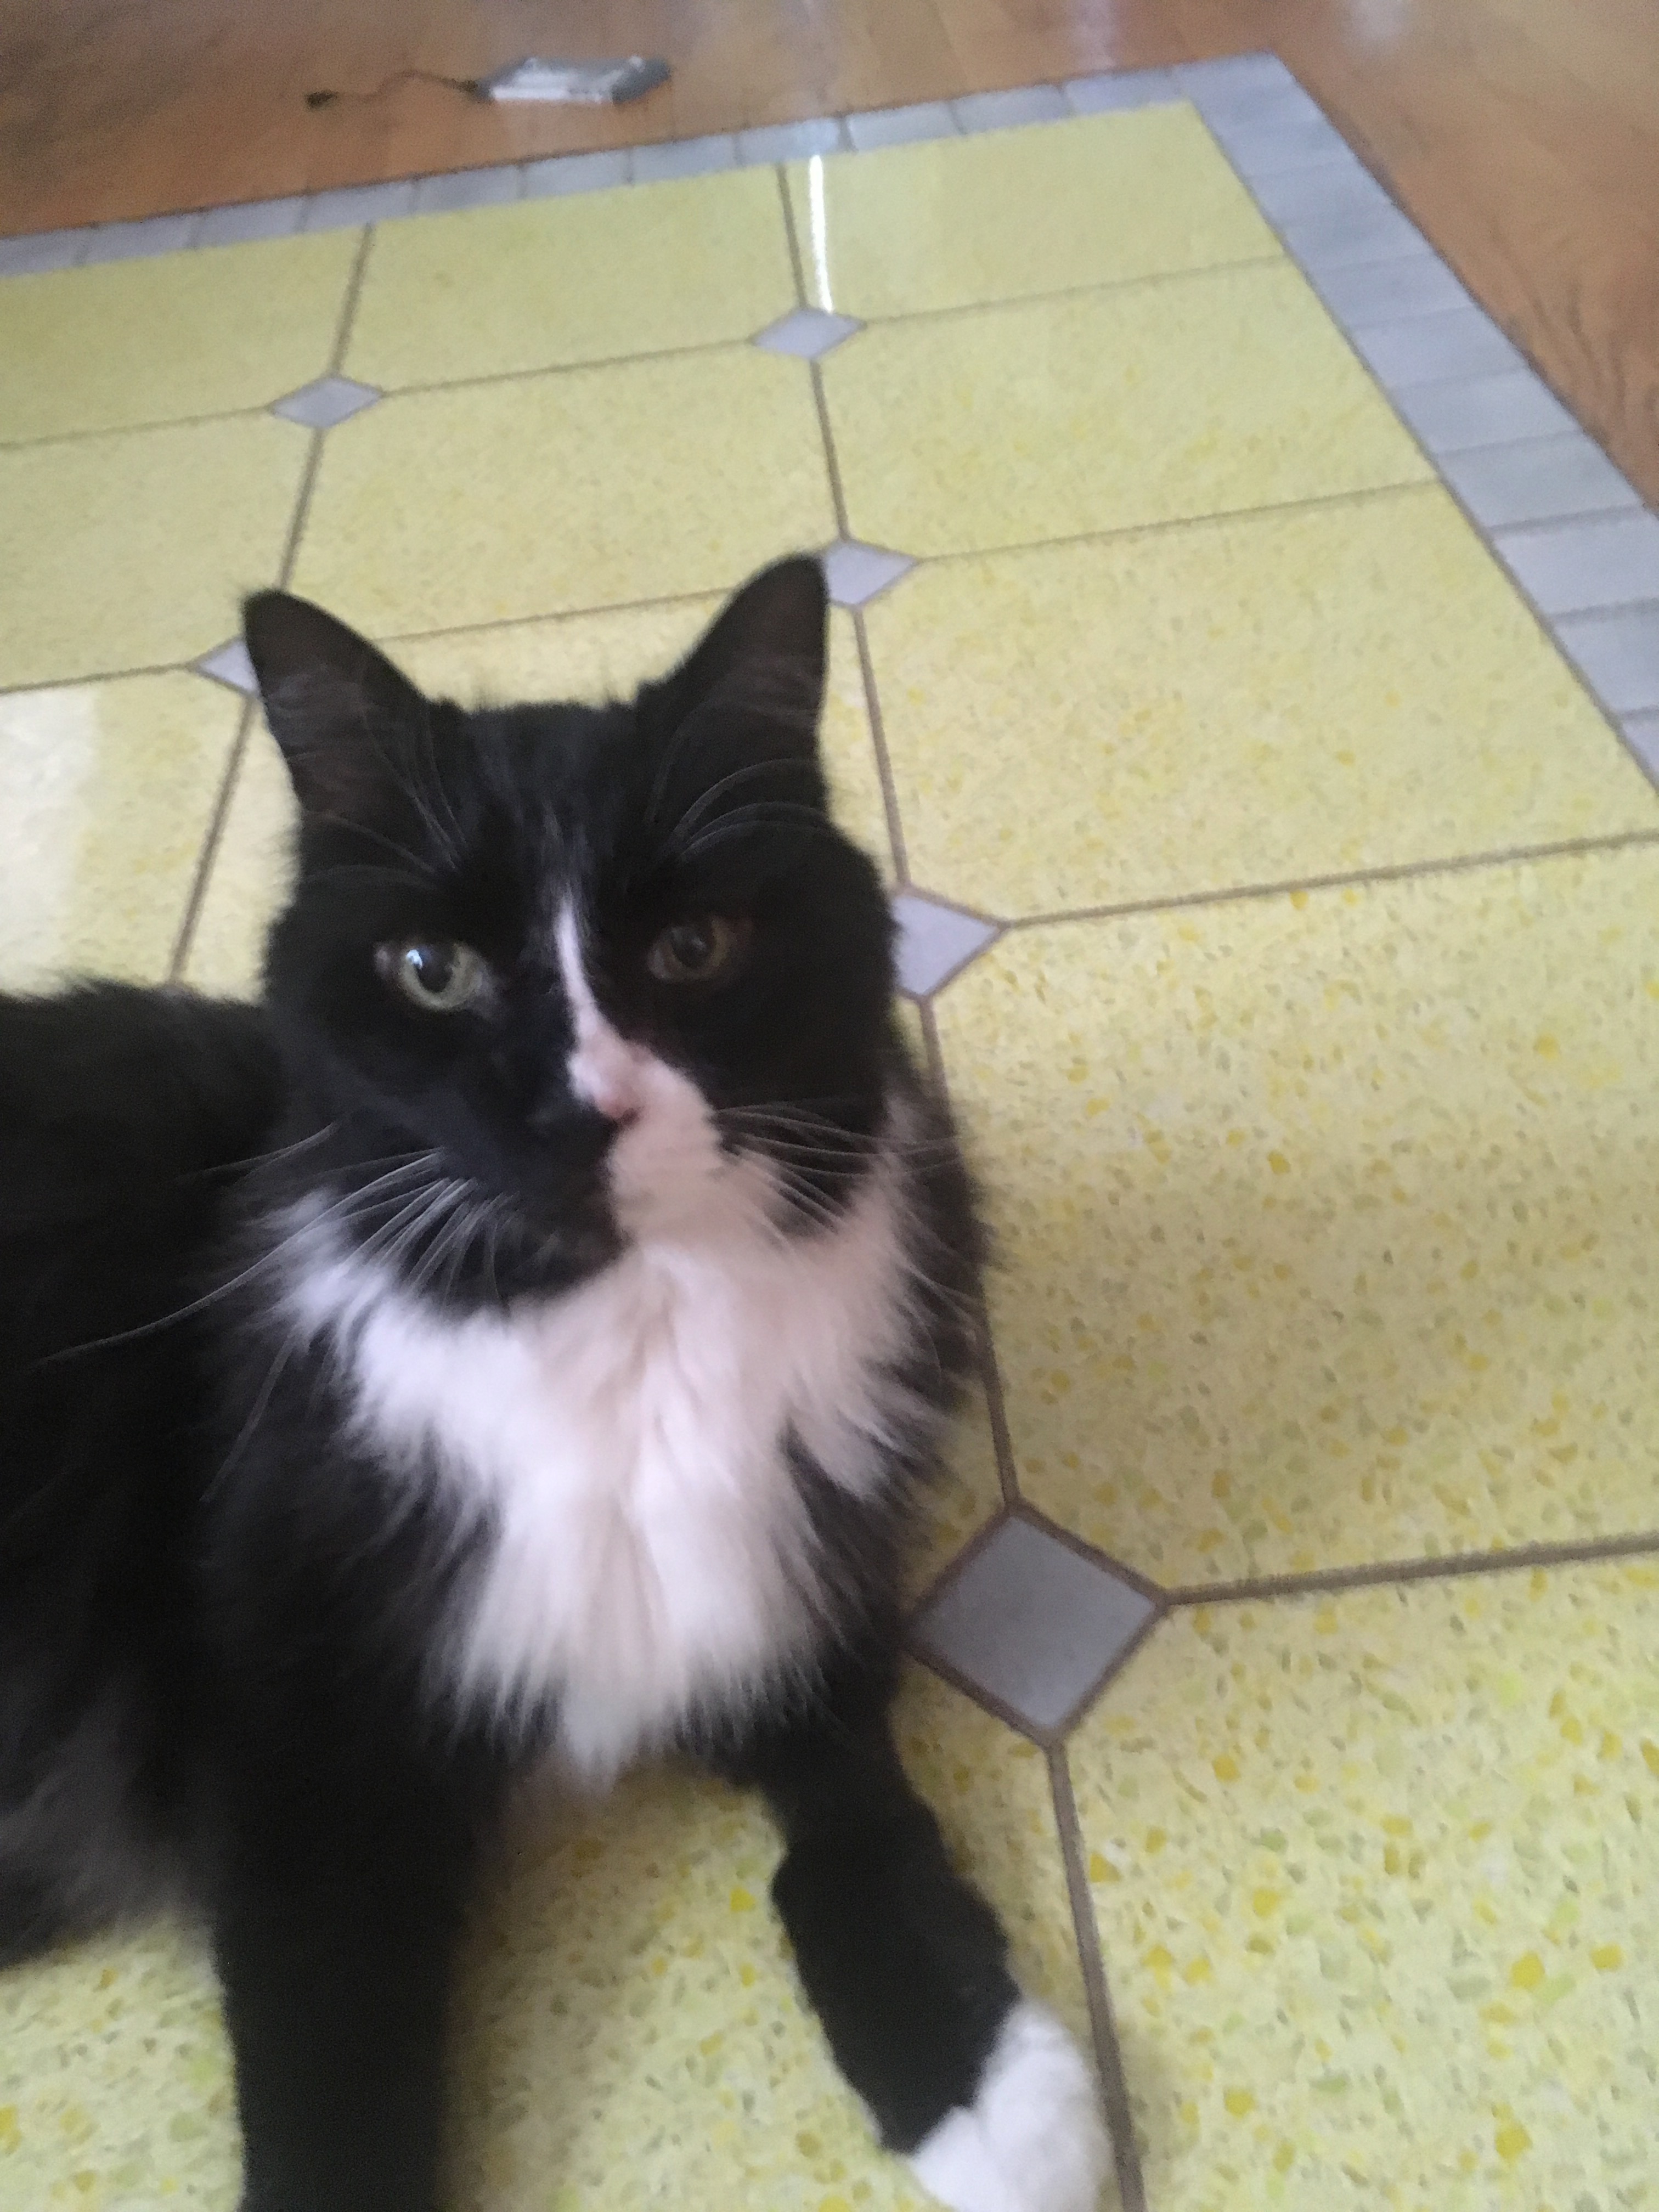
[527,1098,624,1167]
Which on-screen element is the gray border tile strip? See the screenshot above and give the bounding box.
[1172,52,1659,760]
[3,51,1652,737]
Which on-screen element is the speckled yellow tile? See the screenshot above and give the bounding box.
[0,416,309,689]
[0,232,360,444]
[786,105,1278,320]
[0,673,241,990]
[1,1671,1095,2210]
[184,602,889,996]
[820,264,1430,560]
[1070,1564,1659,2209]
[289,349,834,639]
[934,848,1659,1585]
[450,1663,1101,2210]
[868,491,1658,917]
[346,170,795,391]
[0,1917,237,2209]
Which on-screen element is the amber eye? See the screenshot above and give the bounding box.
[646,916,749,985]
[376,938,488,1013]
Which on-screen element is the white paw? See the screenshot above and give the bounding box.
[907,2000,1112,2212]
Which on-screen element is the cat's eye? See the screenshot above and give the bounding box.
[376,938,488,1014]
[646,916,749,985]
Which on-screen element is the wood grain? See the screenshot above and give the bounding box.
[2,0,1657,502]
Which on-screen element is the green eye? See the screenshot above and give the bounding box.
[646,916,749,985]
[377,938,488,1013]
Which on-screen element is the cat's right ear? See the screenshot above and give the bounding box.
[242,591,427,825]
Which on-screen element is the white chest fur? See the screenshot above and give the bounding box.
[283,1159,915,1781]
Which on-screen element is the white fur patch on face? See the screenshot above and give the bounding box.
[280,1097,924,1782]
[907,2001,1111,2212]
[555,899,737,1243]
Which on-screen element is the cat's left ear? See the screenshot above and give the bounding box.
[657,556,828,759]
[242,590,428,824]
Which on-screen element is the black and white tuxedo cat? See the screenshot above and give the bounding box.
[0,557,1108,2211]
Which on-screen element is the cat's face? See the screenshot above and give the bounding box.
[244,561,896,1303]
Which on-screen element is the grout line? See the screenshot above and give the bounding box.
[1,400,276,453]
[167,221,375,980]
[912,994,1021,1513]
[0,656,195,699]
[1049,1602,1164,1739]
[851,608,911,883]
[1001,825,1659,933]
[1165,1525,1659,1609]
[326,222,375,379]
[167,698,253,983]
[1048,1746,1147,2212]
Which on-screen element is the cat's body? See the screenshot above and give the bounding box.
[0,562,1108,2212]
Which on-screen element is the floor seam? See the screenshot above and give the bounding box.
[166,698,252,983]
[994,825,1659,934]
[1048,1745,1148,2212]
[1164,1526,1659,1607]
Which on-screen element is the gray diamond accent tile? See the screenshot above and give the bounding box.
[1621,710,1659,781]
[1062,68,1180,116]
[1438,433,1641,531]
[1495,510,1659,619]
[914,1518,1155,1734]
[1556,606,1659,716]
[194,639,258,696]
[822,539,914,608]
[753,306,862,360]
[270,375,381,429]
[891,891,998,999]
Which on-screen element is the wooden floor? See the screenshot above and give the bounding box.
[2,0,1657,506]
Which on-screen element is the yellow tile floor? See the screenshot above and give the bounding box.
[3,86,1658,2212]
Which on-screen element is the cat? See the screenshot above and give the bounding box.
[0,557,1109,2212]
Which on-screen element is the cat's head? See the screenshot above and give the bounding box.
[243,559,898,1302]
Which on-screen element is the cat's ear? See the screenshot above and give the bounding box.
[659,556,828,758]
[242,591,428,823]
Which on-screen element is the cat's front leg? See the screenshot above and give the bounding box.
[714,1668,1110,2212]
[212,1793,479,2212]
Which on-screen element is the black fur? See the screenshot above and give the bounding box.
[0,559,1024,2209]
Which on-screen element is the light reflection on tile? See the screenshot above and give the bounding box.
[787,105,1277,320]
[0,673,240,989]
